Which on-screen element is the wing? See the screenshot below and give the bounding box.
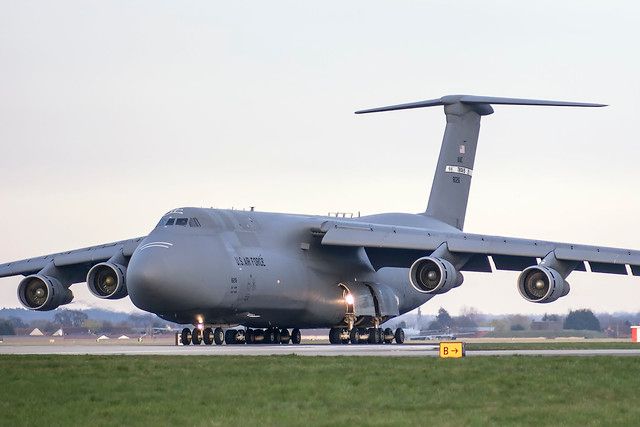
[0,237,145,284]
[314,221,640,276]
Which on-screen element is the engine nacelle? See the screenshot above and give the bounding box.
[409,256,463,294]
[87,262,128,299]
[517,266,570,303]
[17,275,74,311]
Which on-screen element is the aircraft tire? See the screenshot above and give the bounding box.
[367,328,377,344]
[180,328,191,346]
[291,328,301,344]
[225,329,236,345]
[280,328,290,344]
[213,327,224,345]
[329,327,340,344]
[273,329,281,345]
[349,328,360,344]
[376,328,383,344]
[234,329,245,344]
[191,328,202,345]
[340,328,349,344]
[394,328,405,344]
[203,327,214,345]
[358,328,367,344]
[264,328,276,344]
[383,328,394,344]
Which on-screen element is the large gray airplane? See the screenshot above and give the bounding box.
[2,95,638,346]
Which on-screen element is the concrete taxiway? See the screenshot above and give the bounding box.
[2,344,640,357]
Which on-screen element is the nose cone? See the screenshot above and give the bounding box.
[127,240,224,313]
[127,249,183,312]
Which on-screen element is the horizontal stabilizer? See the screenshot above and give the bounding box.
[355,95,606,114]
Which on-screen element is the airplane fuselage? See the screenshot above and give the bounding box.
[127,207,453,327]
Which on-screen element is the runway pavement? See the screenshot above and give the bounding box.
[2,344,640,357]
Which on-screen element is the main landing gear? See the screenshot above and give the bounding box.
[181,327,301,346]
[330,327,405,345]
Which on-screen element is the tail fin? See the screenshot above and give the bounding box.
[356,95,605,230]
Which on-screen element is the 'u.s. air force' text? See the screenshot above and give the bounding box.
[234,256,266,267]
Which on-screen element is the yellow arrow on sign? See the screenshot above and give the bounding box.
[439,341,465,358]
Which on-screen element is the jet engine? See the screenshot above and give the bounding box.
[409,256,463,294]
[87,262,128,299]
[17,275,74,311]
[517,266,570,303]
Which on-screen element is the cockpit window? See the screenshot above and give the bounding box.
[176,218,188,226]
[189,218,201,227]
[165,218,175,226]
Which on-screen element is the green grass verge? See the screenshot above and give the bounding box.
[1,355,639,426]
[465,342,640,350]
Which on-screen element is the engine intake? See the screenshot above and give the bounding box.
[409,256,463,294]
[17,275,73,311]
[517,266,570,303]
[87,262,128,299]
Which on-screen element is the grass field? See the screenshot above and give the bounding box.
[1,355,640,426]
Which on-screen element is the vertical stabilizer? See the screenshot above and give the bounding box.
[424,101,490,229]
[356,95,605,230]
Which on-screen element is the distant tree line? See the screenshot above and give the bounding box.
[0,309,172,336]
[563,309,601,331]
[426,307,479,331]
[392,306,635,337]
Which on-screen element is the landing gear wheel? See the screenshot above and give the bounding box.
[349,328,360,344]
[203,327,214,345]
[234,329,246,344]
[273,329,281,345]
[191,328,202,345]
[213,327,224,345]
[291,328,301,344]
[225,329,236,345]
[376,328,383,344]
[246,329,255,344]
[383,328,394,344]
[280,328,291,344]
[253,329,264,344]
[394,328,405,344]
[329,327,340,344]
[367,328,377,344]
[340,328,349,344]
[180,328,192,346]
[264,328,276,344]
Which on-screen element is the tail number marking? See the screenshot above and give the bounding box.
[445,165,473,177]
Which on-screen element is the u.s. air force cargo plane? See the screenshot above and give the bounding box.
[2,95,639,346]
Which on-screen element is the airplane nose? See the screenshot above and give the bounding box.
[126,233,229,316]
[127,249,182,312]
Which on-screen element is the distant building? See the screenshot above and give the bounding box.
[29,328,44,336]
[530,321,563,331]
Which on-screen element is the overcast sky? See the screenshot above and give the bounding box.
[1,1,639,316]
